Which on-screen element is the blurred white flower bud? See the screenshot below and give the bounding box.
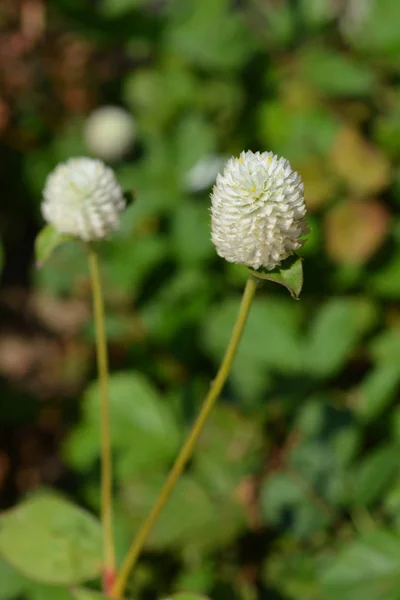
[83,105,136,162]
[185,154,228,193]
[211,150,308,270]
[340,0,372,38]
[42,157,125,241]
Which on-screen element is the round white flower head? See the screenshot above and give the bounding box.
[41,157,126,241]
[84,105,136,162]
[211,150,308,270]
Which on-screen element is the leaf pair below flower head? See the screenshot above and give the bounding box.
[249,254,304,300]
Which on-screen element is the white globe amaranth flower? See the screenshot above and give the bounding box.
[83,105,136,162]
[211,150,308,270]
[41,157,126,241]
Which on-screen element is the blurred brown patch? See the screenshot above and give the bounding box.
[325,199,391,265]
[294,158,335,211]
[0,287,91,398]
[331,126,391,195]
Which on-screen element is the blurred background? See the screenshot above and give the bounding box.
[1,0,400,599]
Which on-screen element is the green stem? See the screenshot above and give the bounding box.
[88,250,116,592]
[111,274,258,599]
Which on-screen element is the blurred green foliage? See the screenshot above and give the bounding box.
[2,0,400,598]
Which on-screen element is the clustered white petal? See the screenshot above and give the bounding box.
[41,157,125,241]
[211,150,308,270]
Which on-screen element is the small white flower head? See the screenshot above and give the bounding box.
[83,105,136,162]
[42,157,125,241]
[211,150,308,270]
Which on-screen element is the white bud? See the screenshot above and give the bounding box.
[185,154,228,193]
[41,157,125,241]
[83,105,136,162]
[340,0,372,37]
[211,150,308,270]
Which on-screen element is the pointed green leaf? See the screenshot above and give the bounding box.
[35,224,74,268]
[0,492,102,585]
[249,255,304,299]
[0,556,25,600]
[64,372,180,475]
[72,589,109,600]
[352,443,400,507]
[320,529,400,600]
[306,298,376,377]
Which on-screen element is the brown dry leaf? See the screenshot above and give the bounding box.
[0,287,91,397]
[29,292,89,336]
[325,199,390,265]
[0,333,90,397]
[294,158,335,211]
[0,451,10,490]
[335,101,372,125]
[330,126,391,195]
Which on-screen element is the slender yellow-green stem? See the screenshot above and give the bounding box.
[111,274,258,599]
[88,249,116,592]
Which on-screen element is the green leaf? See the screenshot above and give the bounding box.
[258,101,339,161]
[0,555,25,600]
[370,328,400,366]
[165,0,255,70]
[249,255,304,299]
[72,589,109,600]
[260,472,330,539]
[299,0,338,28]
[100,0,143,17]
[257,1,295,47]
[351,444,400,507]
[172,203,214,265]
[35,224,74,268]
[163,595,210,600]
[141,269,212,343]
[265,547,320,600]
[175,561,215,596]
[26,587,110,600]
[374,95,400,157]
[320,529,400,600]
[370,254,400,298]
[305,298,376,377]
[26,583,76,600]
[34,242,88,294]
[0,492,102,585]
[174,113,216,175]
[299,47,376,96]
[64,372,180,476]
[354,364,400,422]
[123,473,243,553]
[102,236,168,295]
[123,66,197,133]
[194,404,263,495]
[344,0,400,59]
[202,296,301,402]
